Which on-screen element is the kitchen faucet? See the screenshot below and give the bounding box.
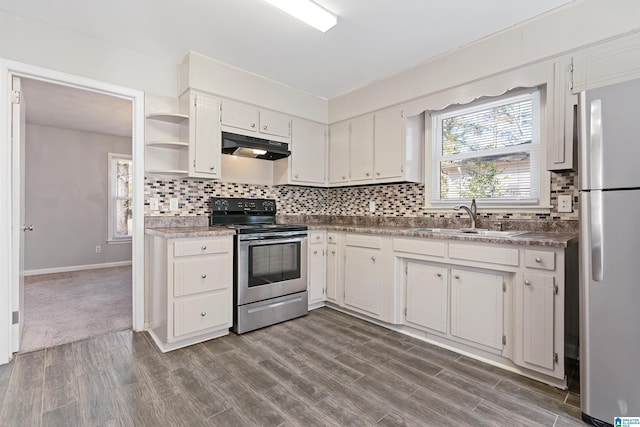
[453,199,477,229]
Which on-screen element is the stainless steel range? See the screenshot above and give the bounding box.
[210,197,308,334]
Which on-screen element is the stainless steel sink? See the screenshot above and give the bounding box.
[408,227,528,238]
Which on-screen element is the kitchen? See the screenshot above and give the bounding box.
[1,1,639,426]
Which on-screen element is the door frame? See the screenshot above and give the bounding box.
[0,59,145,363]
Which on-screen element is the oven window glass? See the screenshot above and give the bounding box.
[248,241,300,287]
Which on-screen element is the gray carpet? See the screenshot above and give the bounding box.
[21,266,132,353]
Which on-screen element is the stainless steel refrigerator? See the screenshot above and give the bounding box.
[579,78,640,426]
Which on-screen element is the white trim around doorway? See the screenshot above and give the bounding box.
[0,59,145,364]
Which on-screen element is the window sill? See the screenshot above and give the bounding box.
[424,205,553,214]
[107,239,132,245]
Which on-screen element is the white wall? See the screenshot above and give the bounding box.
[24,124,132,271]
[329,0,640,122]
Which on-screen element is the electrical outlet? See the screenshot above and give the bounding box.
[95,245,101,253]
[149,197,159,211]
[369,201,376,212]
[558,195,572,213]
[170,198,179,211]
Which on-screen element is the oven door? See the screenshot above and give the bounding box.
[237,232,308,306]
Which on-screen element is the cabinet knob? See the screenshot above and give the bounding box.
[524,280,531,286]
[376,172,380,176]
[371,256,376,262]
[201,312,207,317]
[201,245,207,250]
[366,172,370,177]
[342,176,346,180]
[454,275,460,279]
[210,166,215,170]
[263,125,268,131]
[331,250,336,255]
[535,257,542,263]
[295,174,299,178]
[436,273,442,278]
[201,274,207,279]
[316,235,320,240]
[328,236,332,241]
[313,250,318,255]
[251,123,256,128]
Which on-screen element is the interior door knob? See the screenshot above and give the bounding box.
[22,224,34,231]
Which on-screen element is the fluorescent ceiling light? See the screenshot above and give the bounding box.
[263,0,337,33]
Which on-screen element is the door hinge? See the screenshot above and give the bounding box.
[322,288,325,295]
[554,284,559,295]
[405,264,408,275]
[12,311,19,325]
[193,160,196,167]
[502,335,507,346]
[11,90,20,104]
[502,282,506,292]
[404,307,407,316]
[401,110,405,118]
[553,352,559,364]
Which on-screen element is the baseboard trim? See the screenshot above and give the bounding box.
[25,261,132,276]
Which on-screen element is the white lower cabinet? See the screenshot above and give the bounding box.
[522,272,556,370]
[344,245,381,315]
[450,269,505,351]
[326,233,339,304]
[308,231,326,307]
[405,261,448,333]
[146,234,233,352]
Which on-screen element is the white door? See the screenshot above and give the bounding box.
[328,122,350,184]
[290,119,326,184]
[405,261,448,333]
[349,115,374,182]
[344,246,381,315]
[374,108,403,180]
[522,272,555,370]
[11,76,26,351]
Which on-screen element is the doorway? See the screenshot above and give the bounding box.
[0,61,145,362]
[19,77,133,352]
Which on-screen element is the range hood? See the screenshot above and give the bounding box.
[221,131,291,160]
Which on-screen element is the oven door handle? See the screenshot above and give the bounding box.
[239,233,307,242]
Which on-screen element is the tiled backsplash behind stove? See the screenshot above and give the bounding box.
[145,170,578,222]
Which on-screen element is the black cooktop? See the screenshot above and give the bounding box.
[209,197,307,233]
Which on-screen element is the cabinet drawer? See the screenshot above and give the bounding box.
[327,232,338,243]
[174,292,230,337]
[173,255,230,297]
[309,231,325,244]
[345,234,381,249]
[524,250,555,270]
[173,238,231,257]
[393,238,446,258]
[450,243,519,267]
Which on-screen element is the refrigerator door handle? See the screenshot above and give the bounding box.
[590,190,604,281]
[589,98,603,190]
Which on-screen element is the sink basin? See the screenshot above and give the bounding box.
[408,227,528,238]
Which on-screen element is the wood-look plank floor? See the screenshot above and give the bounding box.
[0,307,584,426]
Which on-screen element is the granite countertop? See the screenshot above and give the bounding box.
[307,224,578,248]
[145,225,235,238]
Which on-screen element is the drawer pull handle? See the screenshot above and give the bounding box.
[524,280,531,286]
[454,275,460,279]
[201,245,207,250]
[201,274,207,279]
[201,312,207,317]
[535,257,542,263]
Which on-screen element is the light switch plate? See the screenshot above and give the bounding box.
[558,195,572,213]
[149,197,159,211]
[170,198,179,211]
[369,201,376,212]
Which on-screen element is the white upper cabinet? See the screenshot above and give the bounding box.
[328,107,423,187]
[349,115,374,182]
[328,122,350,184]
[220,98,291,143]
[274,118,327,186]
[189,92,221,179]
[374,108,404,180]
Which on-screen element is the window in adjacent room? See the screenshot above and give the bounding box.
[430,89,542,206]
[108,153,133,242]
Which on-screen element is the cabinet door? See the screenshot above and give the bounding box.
[349,115,374,182]
[451,269,504,350]
[260,110,291,138]
[405,261,448,333]
[374,108,404,179]
[291,119,326,184]
[328,122,350,184]
[522,273,555,370]
[308,237,326,305]
[220,99,259,132]
[191,93,221,178]
[344,246,381,315]
[326,242,338,302]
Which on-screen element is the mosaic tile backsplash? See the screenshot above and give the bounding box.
[145,170,578,228]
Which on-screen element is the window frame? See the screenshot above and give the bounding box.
[107,152,133,243]
[425,88,551,211]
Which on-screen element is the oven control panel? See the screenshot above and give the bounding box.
[211,197,276,213]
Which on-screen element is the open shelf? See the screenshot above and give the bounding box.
[145,169,189,176]
[146,141,189,149]
[146,113,189,124]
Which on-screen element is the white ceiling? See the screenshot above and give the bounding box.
[7,0,574,137]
